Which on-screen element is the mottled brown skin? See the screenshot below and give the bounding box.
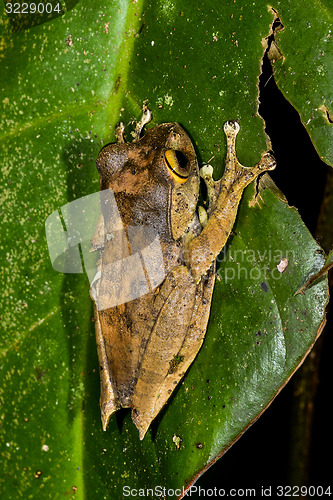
[91,116,276,439]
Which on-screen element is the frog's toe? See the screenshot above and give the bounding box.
[115,121,126,143]
[199,163,214,179]
[259,151,276,171]
[198,205,208,228]
[223,120,240,136]
[131,408,151,441]
[101,401,119,432]
[132,107,153,141]
[200,164,218,210]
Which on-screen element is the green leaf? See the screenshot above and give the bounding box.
[271,2,333,164]
[295,249,333,293]
[0,1,329,497]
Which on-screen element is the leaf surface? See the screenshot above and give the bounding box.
[0,1,329,497]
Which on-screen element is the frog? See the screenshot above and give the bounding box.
[90,108,276,440]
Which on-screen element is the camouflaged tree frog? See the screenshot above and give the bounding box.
[90,109,276,440]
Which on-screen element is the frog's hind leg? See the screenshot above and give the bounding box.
[138,263,216,439]
[131,265,196,439]
[131,264,215,440]
[93,303,120,431]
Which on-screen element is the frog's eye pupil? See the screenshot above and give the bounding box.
[174,150,188,170]
[164,149,190,184]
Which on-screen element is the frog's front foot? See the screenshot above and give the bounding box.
[187,120,276,281]
[224,119,240,136]
[257,150,276,171]
[115,121,126,143]
[200,164,217,207]
[222,120,276,192]
[132,107,152,141]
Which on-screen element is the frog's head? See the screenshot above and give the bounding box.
[149,122,200,240]
[96,122,200,239]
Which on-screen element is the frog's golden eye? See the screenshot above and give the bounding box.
[164,149,190,184]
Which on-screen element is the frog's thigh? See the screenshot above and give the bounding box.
[132,264,215,439]
[148,264,215,422]
[94,303,120,431]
